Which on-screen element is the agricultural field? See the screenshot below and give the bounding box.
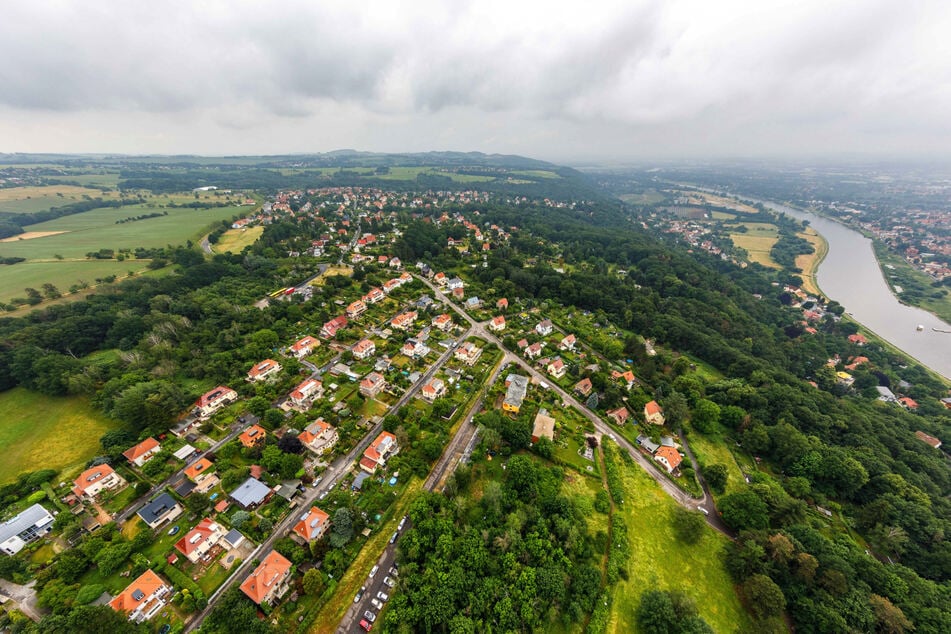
[43,172,122,188]
[620,190,666,205]
[0,260,149,304]
[0,185,120,214]
[729,222,780,269]
[0,388,120,484]
[212,225,264,253]
[607,457,751,634]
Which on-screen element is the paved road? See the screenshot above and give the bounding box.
[186,325,470,632]
[199,234,212,255]
[414,274,732,537]
[0,579,43,622]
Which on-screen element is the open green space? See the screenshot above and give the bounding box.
[608,457,751,634]
[0,185,120,214]
[44,173,121,188]
[512,169,562,179]
[0,388,121,484]
[373,166,495,183]
[0,259,149,304]
[212,225,264,254]
[687,430,751,499]
[619,190,666,205]
[874,241,951,324]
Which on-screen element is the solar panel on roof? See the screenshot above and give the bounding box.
[132,589,145,601]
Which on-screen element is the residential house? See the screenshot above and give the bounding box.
[230,477,273,510]
[559,334,576,351]
[352,338,376,360]
[636,435,660,454]
[654,446,682,473]
[465,296,482,310]
[525,342,543,359]
[289,336,319,359]
[496,298,508,310]
[876,386,897,402]
[391,311,417,330]
[320,315,348,339]
[184,458,219,494]
[607,407,630,426]
[644,401,665,426]
[360,431,400,472]
[195,386,238,418]
[536,319,553,336]
[293,506,331,542]
[72,464,126,500]
[239,424,267,449]
[174,518,226,564]
[360,372,387,398]
[914,431,942,449]
[612,370,636,390]
[402,339,430,359]
[382,278,401,294]
[248,359,282,382]
[447,277,464,290]
[240,551,293,606]
[432,313,454,331]
[0,504,55,556]
[346,300,367,318]
[503,375,529,414]
[122,437,161,467]
[433,272,447,286]
[109,569,173,623]
[848,333,868,345]
[399,272,412,285]
[489,315,506,332]
[298,419,338,455]
[547,358,566,379]
[364,287,385,304]
[452,287,465,300]
[516,338,528,350]
[454,341,483,365]
[574,377,593,397]
[421,378,446,402]
[532,409,556,443]
[288,377,322,408]
[136,493,183,530]
[898,397,919,410]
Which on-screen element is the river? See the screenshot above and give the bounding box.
[760,201,951,380]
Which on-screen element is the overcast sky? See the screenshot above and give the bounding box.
[1,0,950,163]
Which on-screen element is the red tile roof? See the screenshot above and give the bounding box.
[122,437,160,463]
[240,551,292,605]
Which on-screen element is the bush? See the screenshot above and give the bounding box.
[75,584,106,605]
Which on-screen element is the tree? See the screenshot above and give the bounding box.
[203,587,271,634]
[691,399,720,434]
[302,568,324,595]
[704,463,728,494]
[869,594,913,634]
[671,506,706,544]
[230,511,251,529]
[740,574,785,620]
[719,490,769,531]
[278,434,305,455]
[661,391,690,426]
[330,508,353,547]
[93,542,132,575]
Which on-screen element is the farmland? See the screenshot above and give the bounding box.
[729,222,780,269]
[212,225,264,253]
[0,388,120,484]
[0,185,121,214]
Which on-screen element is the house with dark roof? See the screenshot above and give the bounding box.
[136,493,183,530]
[0,504,55,556]
[230,477,272,509]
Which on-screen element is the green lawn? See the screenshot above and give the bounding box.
[0,388,121,484]
[608,458,752,634]
[687,429,751,499]
[0,185,120,214]
[0,259,150,304]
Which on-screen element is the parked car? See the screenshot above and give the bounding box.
[388,566,398,577]
[376,591,389,602]
[364,611,377,622]
[359,619,372,632]
[371,598,383,610]
[167,525,180,536]
[369,565,379,578]
[397,515,407,531]
[389,531,399,544]
[354,586,366,603]
[382,576,395,588]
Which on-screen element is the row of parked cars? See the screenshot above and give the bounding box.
[357,564,398,631]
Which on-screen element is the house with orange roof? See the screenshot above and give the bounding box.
[122,437,161,467]
[614,370,636,390]
[547,358,566,379]
[346,300,367,318]
[489,315,506,332]
[845,356,869,371]
[293,506,331,542]
[109,569,173,623]
[248,359,282,382]
[72,464,126,500]
[607,406,630,425]
[654,445,682,473]
[432,313,454,331]
[644,400,665,426]
[559,334,576,351]
[240,550,293,606]
[452,286,465,299]
[496,298,508,310]
[899,397,919,410]
[359,372,387,398]
[288,377,322,408]
[421,378,446,402]
[239,424,267,449]
[914,431,942,449]
[391,311,417,331]
[402,338,430,359]
[360,431,399,473]
[364,287,385,304]
[433,272,447,286]
[574,377,593,396]
[194,386,238,418]
[184,458,219,494]
[848,333,868,345]
[298,419,338,455]
[320,315,348,339]
[525,342,543,359]
[454,341,483,365]
[382,278,401,294]
[352,338,376,360]
[288,335,319,359]
[174,518,227,564]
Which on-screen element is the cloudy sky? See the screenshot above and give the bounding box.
[1,0,950,163]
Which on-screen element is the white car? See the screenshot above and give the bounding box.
[371,598,383,610]
[369,565,379,578]
[382,576,395,588]
[376,591,389,602]
[364,611,376,623]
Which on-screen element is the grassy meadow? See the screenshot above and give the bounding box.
[0,185,121,214]
[212,225,264,253]
[608,457,751,634]
[729,222,780,269]
[0,388,120,484]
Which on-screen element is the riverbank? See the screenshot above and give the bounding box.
[795,225,828,297]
